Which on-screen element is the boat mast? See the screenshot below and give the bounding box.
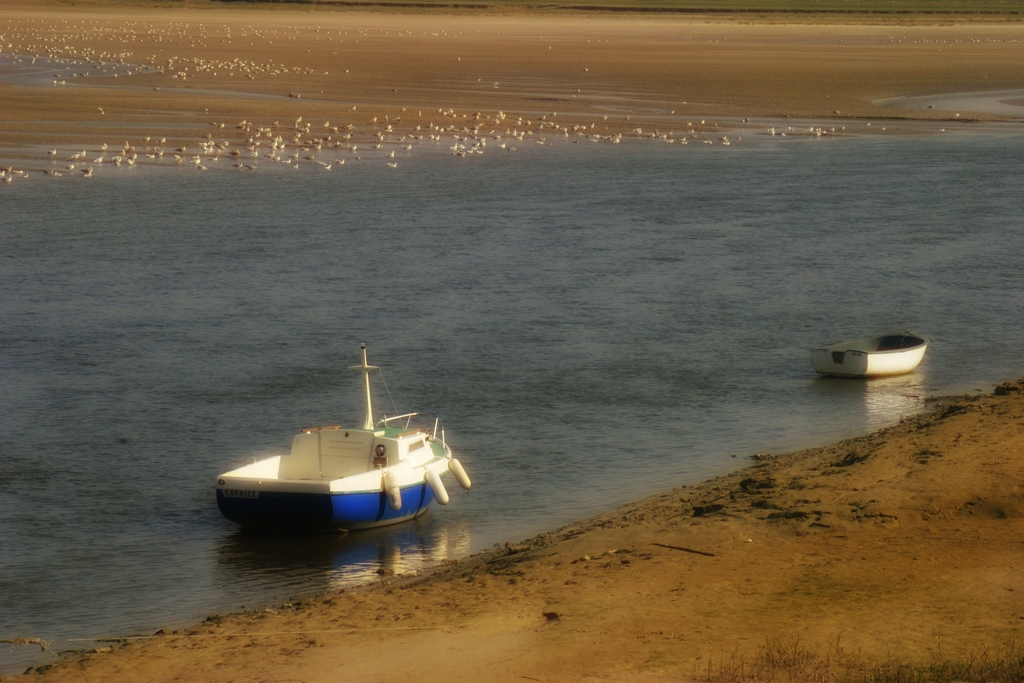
[349,343,380,430]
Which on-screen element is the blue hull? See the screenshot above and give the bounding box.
[217,482,436,532]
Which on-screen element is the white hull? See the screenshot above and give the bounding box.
[810,333,927,378]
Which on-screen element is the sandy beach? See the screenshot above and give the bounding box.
[8,378,1024,681]
[2,1,1024,173]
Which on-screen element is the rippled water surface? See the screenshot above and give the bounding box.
[2,130,1023,672]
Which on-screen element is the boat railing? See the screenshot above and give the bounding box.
[377,413,448,452]
[378,412,419,429]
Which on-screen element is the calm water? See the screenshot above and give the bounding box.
[2,129,1023,672]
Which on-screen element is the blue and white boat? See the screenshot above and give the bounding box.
[215,345,471,532]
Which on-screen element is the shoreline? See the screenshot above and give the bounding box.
[10,378,1024,681]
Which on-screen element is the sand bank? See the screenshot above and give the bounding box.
[10,378,1024,681]
[2,3,1024,171]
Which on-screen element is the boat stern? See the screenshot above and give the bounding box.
[810,347,870,377]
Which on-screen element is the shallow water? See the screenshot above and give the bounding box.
[876,88,1024,117]
[2,130,1024,673]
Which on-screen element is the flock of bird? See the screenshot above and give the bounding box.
[0,18,490,88]
[2,16,972,185]
[0,18,639,183]
[2,105,775,184]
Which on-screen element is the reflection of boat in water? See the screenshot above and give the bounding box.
[810,333,928,378]
[214,514,472,596]
[807,372,928,434]
[215,345,471,532]
[212,511,475,598]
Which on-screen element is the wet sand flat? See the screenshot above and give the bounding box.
[15,381,1024,681]
[2,2,1024,164]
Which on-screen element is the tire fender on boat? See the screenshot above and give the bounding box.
[449,458,472,491]
[424,468,449,505]
[382,470,402,511]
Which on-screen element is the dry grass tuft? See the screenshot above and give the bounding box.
[704,638,1024,683]
[866,643,1024,683]
[705,636,861,683]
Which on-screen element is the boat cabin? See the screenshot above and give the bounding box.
[279,426,431,481]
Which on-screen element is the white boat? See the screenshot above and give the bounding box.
[215,345,471,532]
[810,333,928,378]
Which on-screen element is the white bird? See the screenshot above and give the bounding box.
[81,167,93,177]
[387,162,398,168]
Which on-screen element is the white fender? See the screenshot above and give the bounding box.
[382,470,402,511]
[424,468,449,505]
[448,458,472,491]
